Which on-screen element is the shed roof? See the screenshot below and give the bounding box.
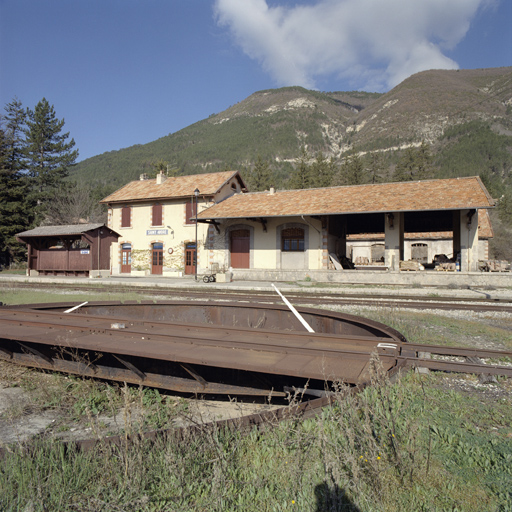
[198,177,494,220]
[16,224,115,238]
[100,170,246,204]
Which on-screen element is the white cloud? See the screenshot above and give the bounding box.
[214,0,485,91]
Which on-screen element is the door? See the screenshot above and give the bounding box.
[151,243,163,275]
[121,243,131,273]
[185,243,196,275]
[230,229,250,268]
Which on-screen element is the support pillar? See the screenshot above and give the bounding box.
[460,209,479,272]
[384,212,404,271]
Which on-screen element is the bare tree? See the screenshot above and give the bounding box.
[43,181,106,225]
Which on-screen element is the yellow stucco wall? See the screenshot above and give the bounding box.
[206,216,324,271]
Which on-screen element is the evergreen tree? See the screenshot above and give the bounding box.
[23,98,78,219]
[336,154,365,185]
[367,152,384,184]
[248,155,272,191]
[393,142,433,182]
[288,145,311,190]
[310,151,333,188]
[393,147,417,181]
[0,99,31,266]
[415,141,433,180]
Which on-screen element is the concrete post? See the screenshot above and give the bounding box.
[384,212,403,270]
[460,209,479,272]
[452,210,461,261]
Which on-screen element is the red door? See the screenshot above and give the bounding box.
[185,243,196,275]
[230,230,250,268]
[121,244,131,273]
[152,243,163,275]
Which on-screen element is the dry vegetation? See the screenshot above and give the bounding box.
[1,287,512,511]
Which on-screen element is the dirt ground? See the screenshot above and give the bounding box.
[0,360,280,446]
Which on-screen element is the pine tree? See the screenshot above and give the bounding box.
[310,151,333,188]
[288,145,311,190]
[23,98,78,219]
[367,153,384,184]
[416,141,433,180]
[393,142,433,182]
[342,154,365,185]
[0,99,31,266]
[248,155,272,191]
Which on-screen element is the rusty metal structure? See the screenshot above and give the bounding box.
[1,298,511,457]
[1,300,511,400]
[0,301,409,398]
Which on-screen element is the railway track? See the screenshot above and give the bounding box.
[2,281,512,313]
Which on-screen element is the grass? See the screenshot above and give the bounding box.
[0,287,154,306]
[1,369,511,511]
[1,285,512,510]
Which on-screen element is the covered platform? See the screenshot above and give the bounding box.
[197,176,496,275]
[16,224,120,278]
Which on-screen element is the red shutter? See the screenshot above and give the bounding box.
[186,201,197,225]
[121,206,131,228]
[152,204,162,226]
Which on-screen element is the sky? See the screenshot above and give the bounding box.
[1,0,511,163]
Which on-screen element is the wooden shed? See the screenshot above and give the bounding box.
[16,224,120,277]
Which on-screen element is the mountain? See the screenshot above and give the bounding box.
[71,67,512,189]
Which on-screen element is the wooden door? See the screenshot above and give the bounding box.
[185,243,196,275]
[152,243,163,275]
[121,244,131,273]
[230,229,250,268]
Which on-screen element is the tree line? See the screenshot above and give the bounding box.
[245,141,434,192]
[0,97,103,267]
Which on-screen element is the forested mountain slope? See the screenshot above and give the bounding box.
[71,67,512,192]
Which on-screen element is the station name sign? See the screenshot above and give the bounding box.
[146,229,168,236]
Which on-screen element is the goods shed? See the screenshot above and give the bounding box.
[197,176,495,276]
[17,224,120,278]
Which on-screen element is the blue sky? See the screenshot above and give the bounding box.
[1,0,511,162]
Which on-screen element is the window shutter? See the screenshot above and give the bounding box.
[121,206,131,228]
[152,204,162,226]
[186,201,197,224]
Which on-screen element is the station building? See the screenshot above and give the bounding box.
[100,170,247,276]
[101,172,496,282]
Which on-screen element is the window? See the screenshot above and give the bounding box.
[121,206,131,228]
[281,228,305,252]
[185,200,197,225]
[152,203,162,226]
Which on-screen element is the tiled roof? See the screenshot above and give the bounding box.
[17,224,107,238]
[346,209,494,240]
[100,170,244,204]
[198,177,494,219]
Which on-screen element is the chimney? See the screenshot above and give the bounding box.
[269,186,275,195]
[139,173,149,181]
[156,171,167,185]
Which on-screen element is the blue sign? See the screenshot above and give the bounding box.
[146,229,168,236]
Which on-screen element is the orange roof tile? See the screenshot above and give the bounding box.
[198,177,494,220]
[100,170,244,204]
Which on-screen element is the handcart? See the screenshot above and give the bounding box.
[202,263,220,283]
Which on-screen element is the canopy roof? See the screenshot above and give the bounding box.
[17,224,110,238]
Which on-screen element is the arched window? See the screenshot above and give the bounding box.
[411,243,428,263]
[281,228,305,252]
